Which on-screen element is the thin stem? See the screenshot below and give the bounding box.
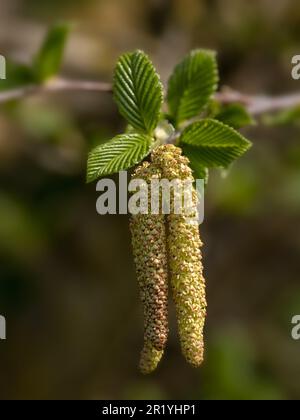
[215,89,300,115]
[0,78,112,104]
[0,78,300,116]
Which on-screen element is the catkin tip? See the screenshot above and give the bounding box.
[139,342,164,375]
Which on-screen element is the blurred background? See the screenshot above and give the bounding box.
[0,0,300,400]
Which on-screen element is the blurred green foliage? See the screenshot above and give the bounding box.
[202,328,285,400]
[214,103,255,129]
[33,23,70,81]
[263,107,300,126]
[0,61,34,91]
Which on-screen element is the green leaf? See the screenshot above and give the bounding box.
[87,133,153,182]
[262,106,300,126]
[113,50,163,134]
[185,149,209,183]
[167,49,219,125]
[0,60,34,91]
[215,103,255,129]
[180,119,252,168]
[33,23,70,82]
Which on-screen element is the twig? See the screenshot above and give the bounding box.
[0,78,300,116]
[215,89,300,115]
[0,78,112,103]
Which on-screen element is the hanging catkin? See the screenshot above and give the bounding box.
[130,162,169,374]
[152,145,207,367]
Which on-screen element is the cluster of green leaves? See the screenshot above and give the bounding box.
[87,49,252,183]
[0,23,69,91]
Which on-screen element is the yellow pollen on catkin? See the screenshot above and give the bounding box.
[151,144,207,367]
[130,162,169,373]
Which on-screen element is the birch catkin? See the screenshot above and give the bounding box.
[152,145,207,367]
[130,162,169,374]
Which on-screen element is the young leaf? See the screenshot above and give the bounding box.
[167,49,219,125]
[0,60,34,91]
[262,106,300,126]
[33,23,70,82]
[184,148,209,183]
[113,50,163,135]
[214,103,255,129]
[87,133,153,182]
[179,119,251,168]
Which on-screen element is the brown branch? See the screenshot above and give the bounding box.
[0,78,300,116]
[0,78,112,103]
[215,89,300,115]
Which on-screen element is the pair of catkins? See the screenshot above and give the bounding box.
[130,144,206,374]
